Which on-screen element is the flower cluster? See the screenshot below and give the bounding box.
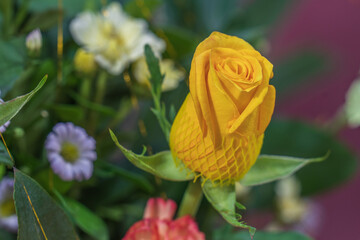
[123,198,205,240]
[70,2,165,75]
[45,122,97,181]
[0,177,17,233]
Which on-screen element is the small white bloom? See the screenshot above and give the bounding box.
[0,177,17,233]
[26,28,42,53]
[70,2,165,75]
[133,57,185,91]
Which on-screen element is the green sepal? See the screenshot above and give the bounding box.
[240,153,329,186]
[14,169,78,240]
[0,75,47,126]
[110,129,194,181]
[202,180,256,237]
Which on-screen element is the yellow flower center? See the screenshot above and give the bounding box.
[0,199,16,217]
[60,142,79,163]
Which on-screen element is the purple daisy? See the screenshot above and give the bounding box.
[0,96,10,133]
[45,122,97,181]
[0,177,18,233]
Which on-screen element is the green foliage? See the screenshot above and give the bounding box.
[55,191,109,240]
[22,9,62,32]
[14,169,78,240]
[274,51,328,95]
[0,37,27,95]
[144,44,172,141]
[125,0,162,19]
[110,129,194,181]
[263,119,357,195]
[0,75,47,126]
[202,181,256,236]
[241,153,328,186]
[213,226,313,240]
[0,142,13,167]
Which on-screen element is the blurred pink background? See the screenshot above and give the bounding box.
[270,0,360,238]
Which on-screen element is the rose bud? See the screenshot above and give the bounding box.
[170,32,276,184]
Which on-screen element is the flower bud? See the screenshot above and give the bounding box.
[74,48,97,75]
[26,28,42,55]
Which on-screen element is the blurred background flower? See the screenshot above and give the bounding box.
[0,178,17,233]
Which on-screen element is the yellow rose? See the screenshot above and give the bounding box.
[169,32,276,184]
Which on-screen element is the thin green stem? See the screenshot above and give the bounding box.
[88,71,108,135]
[177,181,203,218]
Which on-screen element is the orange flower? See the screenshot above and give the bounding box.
[170,32,275,184]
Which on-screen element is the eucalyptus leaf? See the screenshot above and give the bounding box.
[0,75,47,126]
[14,169,78,240]
[0,142,13,167]
[110,129,194,181]
[202,180,256,236]
[54,191,109,240]
[240,153,328,186]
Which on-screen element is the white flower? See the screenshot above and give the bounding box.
[133,57,185,91]
[70,2,165,75]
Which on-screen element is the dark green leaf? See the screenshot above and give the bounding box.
[262,119,357,195]
[96,161,155,194]
[202,181,255,236]
[23,9,62,32]
[54,191,109,240]
[0,38,27,95]
[125,0,162,19]
[0,142,13,167]
[0,76,47,126]
[110,129,194,181]
[213,228,312,240]
[274,51,328,95]
[240,153,328,186]
[145,44,163,95]
[14,169,78,240]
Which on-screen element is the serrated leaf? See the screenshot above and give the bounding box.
[0,75,47,126]
[14,169,78,240]
[240,153,329,186]
[54,191,109,240]
[202,180,256,236]
[110,129,194,181]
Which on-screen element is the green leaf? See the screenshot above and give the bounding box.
[274,51,328,95]
[145,44,163,96]
[14,169,78,240]
[202,181,256,236]
[240,153,328,186]
[110,129,194,181]
[0,142,13,167]
[54,191,109,240]
[262,119,357,195]
[0,228,16,240]
[0,75,47,126]
[124,0,162,19]
[22,9,62,32]
[0,37,27,95]
[213,227,312,240]
[96,161,155,194]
